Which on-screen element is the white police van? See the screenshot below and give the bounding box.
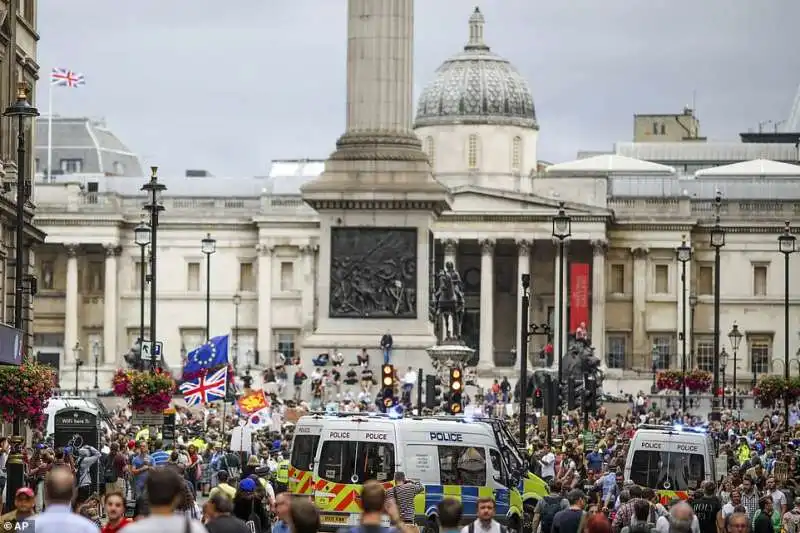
[624,424,716,501]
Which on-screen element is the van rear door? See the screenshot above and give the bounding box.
[290,421,322,495]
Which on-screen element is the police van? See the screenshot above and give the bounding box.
[290,413,549,533]
[624,424,716,503]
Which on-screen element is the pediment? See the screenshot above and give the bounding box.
[448,185,610,216]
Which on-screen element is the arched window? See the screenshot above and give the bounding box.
[511,136,522,171]
[425,136,435,168]
[468,134,479,169]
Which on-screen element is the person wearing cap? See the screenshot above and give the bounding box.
[232,478,267,533]
[0,487,36,529]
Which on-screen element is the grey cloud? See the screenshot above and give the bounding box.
[37,0,800,177]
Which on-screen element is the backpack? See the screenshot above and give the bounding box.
[539,495,563,533]
[103,454,118,483]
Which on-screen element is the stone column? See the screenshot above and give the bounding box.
[299,243,318,334]
[479,239,495,369]
[591,240,608,370]
[632,247,649,368]
[516,240,532,355]
[443,239,458,268]
[63,244,79,366]
[256,244,274,366]
[103,245,120,365]
[552,240,568,371]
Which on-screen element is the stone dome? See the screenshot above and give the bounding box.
[415,7,537,130]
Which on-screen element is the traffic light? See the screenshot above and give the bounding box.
[448,367,463,414]
[425,374,442,409]
[583,375,597,412]
[567,378,577,410]
[533,387,543,409]
[381,364,396,410]
[543,376,558,416]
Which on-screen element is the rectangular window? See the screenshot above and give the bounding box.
[280,261,294,291]
[610,264,625,294]
[697,265,713,296]
[317,441,395,484]
[750,338,771,375]
[651,335,674,369]
[606,335,627,369]
[290,435,320,473]
[40,260,54,290]
[654,264,669,294]
[275,331,297,362]
[60,158,83,173]
[87,261,104,292]
[630,450,705,491]
[695,338,714,372]
[753,265,768,296]
[187,262,200,292]
[181,329,205,354]
[239,262,255,292]
[438,445,486,486]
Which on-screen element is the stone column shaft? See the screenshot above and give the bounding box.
[257,245,274,366]
[63,244,79,364]
[300,244,318,334]
[632,247,649,367]
[552,241,568,371]
[591,240,607,369]
[103,246,119,364]
[479,239,494,369]
[516,240,532,355]
[346,0,414,134]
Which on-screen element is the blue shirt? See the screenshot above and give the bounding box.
[150,450,170,466]
[586,451,603,472]
[33,504,99,533]
[131,453,153,491]
[272,520,290,533]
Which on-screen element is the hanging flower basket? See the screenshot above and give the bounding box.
[656,370,683,391]
[684,369,712,392]
[0,358,56,428]
[754,375,788,407]
[112,368,176,412]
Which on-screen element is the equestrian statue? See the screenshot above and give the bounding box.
[433,261,465,343]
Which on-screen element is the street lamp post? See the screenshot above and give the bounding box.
[202,234,217,341]
[72,342,83,395]
[709,191,725,420]
[518,273,551,444]
[92,341,100,389]
[728,322,743,417]
[720,348,728,406]
[233,294,241,371]
[676,236,692,412]
[651,346,659,393]
[141,168,165,373]
[689,293,698,368]
[778,221,796,425]
[134,221,151,370]
[552,202,571,435]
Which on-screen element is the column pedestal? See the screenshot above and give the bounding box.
[478,239,495,370]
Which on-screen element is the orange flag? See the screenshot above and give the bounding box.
[237,388,268,415]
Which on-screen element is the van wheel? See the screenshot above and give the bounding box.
[522,503,536,533]
[422,516,439,533]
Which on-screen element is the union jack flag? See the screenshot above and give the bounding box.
[51,68,85,88]
[180,366,227,406]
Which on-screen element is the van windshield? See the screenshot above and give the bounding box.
[318,440,395,484]
[291,434,320,472]
[630,450,705,491]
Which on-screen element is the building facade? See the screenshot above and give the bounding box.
[30,8,800,392]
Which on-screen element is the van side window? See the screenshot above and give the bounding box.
[291,434,320,471]
[319,441,358,484]
[358,442,395,482]
[438,446,486,486]
[489,449,507,486]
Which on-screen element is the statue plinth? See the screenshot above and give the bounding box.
[426,340,475,367]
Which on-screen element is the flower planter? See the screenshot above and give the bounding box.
[113,368,176,412]
[0,358,56,428]
[655,370,712,393]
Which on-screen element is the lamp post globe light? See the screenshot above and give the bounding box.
[134,220,151,370]
[676,236,692,411]
[778,221,796,424]
[709,191,725,420]
[202,233,217,341]
[728,322,743,416]
[233,293,242,371]
[141,168,166,373]
[551,201,571,434]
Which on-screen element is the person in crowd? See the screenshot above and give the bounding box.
[33,467,100,533]
[101,491,132,533]
[459,496,502,533]
[0,487,36,529]
[357,480,413,533]
[75,445,102,505]
[232,478,265,533]
[386,472,424,526]
[272,492,292,533]
[380,332,393,364]
[130,441,153,499]
[289,499,319,533]
[783,497,800,533]
[689,481,722,533]
[654,501,699,533]
[209,471,237,501]
[752,496,775,533]
[204,494,249,533]
[552,489,587,533]
[438,498,463,533]
[123,467,207,533]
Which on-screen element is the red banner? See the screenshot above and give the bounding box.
[570,263,590,333]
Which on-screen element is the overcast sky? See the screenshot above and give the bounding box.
[36,0,800,177]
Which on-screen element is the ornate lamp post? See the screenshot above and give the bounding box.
[651,345,659,393]
[233,293,241,371]
[689,293,698,368]
[141,168,165,373]
[134,221,151,370]
[728,322,743,416]
[551,201,571,434]
[778,221,796,424]
[72,342,83,395]
[202,233,217,341]
[720,348,728,406]
[709,191,725,419]
[676,236,692,411]
[92,340,101,389]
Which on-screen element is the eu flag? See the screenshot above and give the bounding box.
[184,334,230,374]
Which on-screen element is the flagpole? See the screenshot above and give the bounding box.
[46,81,53,182]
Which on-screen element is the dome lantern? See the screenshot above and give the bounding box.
[465,7,488,51]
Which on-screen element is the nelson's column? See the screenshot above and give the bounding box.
[301,0,451,368]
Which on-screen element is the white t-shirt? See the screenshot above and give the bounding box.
[771,489,788,512]
[539,452,556,478]
[722,502,737,518]
[655,514,700,533]
[461,519,503,533]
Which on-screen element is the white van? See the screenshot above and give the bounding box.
[624,424,716,501]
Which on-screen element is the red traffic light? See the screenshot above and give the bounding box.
[534,388,542,398]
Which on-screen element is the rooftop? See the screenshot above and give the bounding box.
[615,141,800,163]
